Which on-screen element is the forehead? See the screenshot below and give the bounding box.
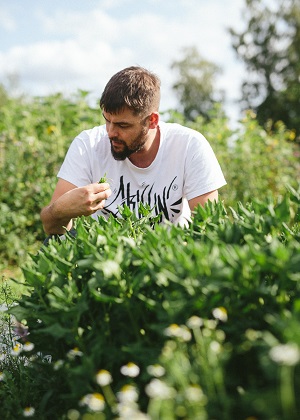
[103,107,139,123]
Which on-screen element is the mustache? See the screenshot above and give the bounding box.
[109,137,125,145]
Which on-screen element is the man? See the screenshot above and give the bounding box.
[40,66,226,235]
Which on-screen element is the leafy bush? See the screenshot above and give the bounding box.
[0,91,100,268]
[1,189,300,419]
[185,107,300,206]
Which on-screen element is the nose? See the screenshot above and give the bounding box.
[106,122,118,138]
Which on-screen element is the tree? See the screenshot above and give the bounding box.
[230,0,300,138]
[170,46,224,121]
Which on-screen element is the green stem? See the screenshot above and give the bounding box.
[102,384,117,413]
[280,365,297,420]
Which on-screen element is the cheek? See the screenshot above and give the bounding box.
[125,129,139,141]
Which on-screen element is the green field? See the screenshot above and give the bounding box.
[1,93,300,419]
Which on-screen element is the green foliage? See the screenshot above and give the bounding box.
[1,89,299,275]
[1,194,300,419]
[186,108,300,206]
[0,91,101,268]
[230,0,300,137]
[170,46,224,121]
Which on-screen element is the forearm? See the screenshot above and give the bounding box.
[40,201,73,235]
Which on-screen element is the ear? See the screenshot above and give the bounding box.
[148,112,159,129]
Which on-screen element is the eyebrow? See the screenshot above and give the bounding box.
[102,113,133,126]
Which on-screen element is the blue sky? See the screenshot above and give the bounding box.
[0,0,246,123]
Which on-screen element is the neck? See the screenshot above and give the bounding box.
[128,127,160,168]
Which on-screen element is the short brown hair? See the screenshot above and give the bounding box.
[100,66,161,116]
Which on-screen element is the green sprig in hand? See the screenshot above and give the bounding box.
[99,173,108,184]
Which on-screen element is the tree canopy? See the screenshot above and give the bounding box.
[170,46,224,121]
[230,0,300,139]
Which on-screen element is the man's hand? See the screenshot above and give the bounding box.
[40,180,112,235]
[58,182,112,217]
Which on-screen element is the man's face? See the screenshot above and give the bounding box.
[103,108,150,160]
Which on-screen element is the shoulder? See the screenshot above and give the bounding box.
[76,124,107,141]
[73,125,108,148]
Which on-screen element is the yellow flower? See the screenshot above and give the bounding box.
[289,130,296,141]
[46,125,57,134]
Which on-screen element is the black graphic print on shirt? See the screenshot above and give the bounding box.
[102,175,182,221]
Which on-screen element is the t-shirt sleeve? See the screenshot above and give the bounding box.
[184,133,227,200]
[57,132,93,187]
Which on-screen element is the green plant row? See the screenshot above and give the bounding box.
[1,188,299,419]
[1,92,300,271]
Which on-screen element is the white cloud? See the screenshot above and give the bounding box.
[0,0,246,120]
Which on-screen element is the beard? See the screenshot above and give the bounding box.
[109,126,148,161]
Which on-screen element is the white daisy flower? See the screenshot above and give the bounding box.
[185,385,205,402]
[212,307,228,322]
[146,364,165,378]
[117,384,139,403]
[23,342,35,352]
[120,362,140,378]
[269,343,300,366]
[96,369,113,386]
[79,393,105,412]
[23,406,35,417]
[186,316,204,329]
[164,324,192,341]
[67,347,83,360]
[11,342,22,356]
[145,379,175,399]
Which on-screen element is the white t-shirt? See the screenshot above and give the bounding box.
[57,121,226,224]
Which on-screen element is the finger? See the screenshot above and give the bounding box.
[94,189,112,202]
[92,199,105,212]
[93,182,110,192]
